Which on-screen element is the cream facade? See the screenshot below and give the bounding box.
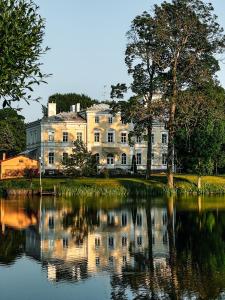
[26,102,168,174]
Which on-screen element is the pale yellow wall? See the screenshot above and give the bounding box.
[0,155,39,179]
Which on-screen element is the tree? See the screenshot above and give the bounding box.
[0,108,26,155]
[0,121,15,152]
[48,93,98,114]
[152,0,225,188]
[175,83,225,188]
[0,0,49,107]
[62,140,97,177]
[111,12,164,179]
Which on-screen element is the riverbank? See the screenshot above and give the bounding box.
[1,175,225,197]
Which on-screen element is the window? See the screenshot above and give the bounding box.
[151,134,155,144]
[62,152,68,162]
[137,236,142,246]
[121,119,126,125]
[95,237,100,247]
[121,153,127,165]
[48,131,54,142]
[136,136,141,143]
[121,133,127,143]
[63,132,68,142]
[162,212,167,225]
[95,153,100,164]
[63,238,69,248]
[94,132,100,143]
[108,116,113,124]
[136,153,142,165]
[48,216,54,229]
[122,256,127,264]
[109,256,114,265]
[163,233,168,245]
[95,116,99,123]
[96,257,100,266]
[162,133,167,144]
[162,153,167,165]
[108,237,114,248]
[151,152,154,161]
[107,214,115,226]
[108,132,114,143]
[137,214,142,227]
[122,214,127,226]
[48,152,54,165]
[77,132,82,141]
[122,236,127,247]
[107,154,114,165]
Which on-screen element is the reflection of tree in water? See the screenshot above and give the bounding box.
[0,228,25,265]
[176,208,225,299]
[62,200,99,246]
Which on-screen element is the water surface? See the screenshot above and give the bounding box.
[0,195,225,300]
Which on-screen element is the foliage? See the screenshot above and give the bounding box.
[62,140,97,177]
[0,108,26,154]
[175,83,225,176]
[152,0,225,187]
[0,0,49,107]
[48,93,98,114]
[111,12,165,178]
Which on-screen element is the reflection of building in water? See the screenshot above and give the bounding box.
[88,208,148,274]
[24,203,175,284]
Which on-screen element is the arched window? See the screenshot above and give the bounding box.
[95,153,100,164]
[121,153,127,165]
[107,154,114,165]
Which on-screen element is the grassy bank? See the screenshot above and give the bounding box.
[1,175,225,197]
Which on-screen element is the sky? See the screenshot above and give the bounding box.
[18,0,225,122]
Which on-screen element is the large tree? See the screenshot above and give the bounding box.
[0,108,26,155]
[111,13,163,179]
[175,83,225,188]
[48,93,98,114]
[153,0,225,188]
[0,0,49,107]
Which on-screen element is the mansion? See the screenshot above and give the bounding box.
[26,102,168,174]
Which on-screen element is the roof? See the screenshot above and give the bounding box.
[86,103,110,113]
[0,154,38,164]
[42,111,86,123]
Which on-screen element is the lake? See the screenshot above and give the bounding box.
[0,195,225,300]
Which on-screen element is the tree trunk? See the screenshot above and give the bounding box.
[167,102,176,188]
[146,122,153,179]
[197,175,201,189]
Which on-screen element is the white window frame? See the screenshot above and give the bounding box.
[94,132,100,143]
[162,133,167,144]
[48,152,55,165]
[107,154,114,165]
[136,153,142,165]
[77,132,83,141]
[62,132,68,142]
[107,132,114,143]
[121,153,127,165]
[121,132,127,144]
[108,116,113,124]
[162,153,167,165]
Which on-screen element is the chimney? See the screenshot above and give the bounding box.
[76,103,80,113]
[48,102,56,117]
[70,103,80,113]
[70,105,76,112]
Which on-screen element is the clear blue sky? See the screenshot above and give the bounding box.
[21,0,225,122]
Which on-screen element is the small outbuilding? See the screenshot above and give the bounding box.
[0,154,39,179]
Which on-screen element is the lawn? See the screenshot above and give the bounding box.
[1,174,225,196]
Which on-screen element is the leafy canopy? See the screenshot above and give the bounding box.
[0,0,49,107]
